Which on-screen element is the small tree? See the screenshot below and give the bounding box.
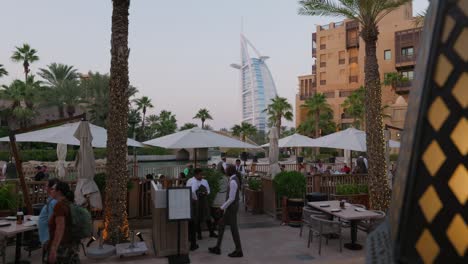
[232,122,257,142]
[193,108,213,129]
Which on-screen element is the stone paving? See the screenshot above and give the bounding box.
[5,205,366,263]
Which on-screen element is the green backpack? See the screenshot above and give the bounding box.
[69,204,92,242]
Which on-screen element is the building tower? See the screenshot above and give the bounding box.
[231,34,278,132]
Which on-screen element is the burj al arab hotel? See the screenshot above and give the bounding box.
[231,34,278,132]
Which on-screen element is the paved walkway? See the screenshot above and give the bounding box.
[6,205,366,263]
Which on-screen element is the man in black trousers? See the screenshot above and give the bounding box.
[208,164,243,258]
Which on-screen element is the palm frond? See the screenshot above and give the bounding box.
[298,0,358,20]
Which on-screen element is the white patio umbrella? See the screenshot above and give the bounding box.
[312,128,401,151]
[268,127,281,178]
[73,121,102,210]
[261,133,317,148]
[143,127,260,166]
[55,144,67,179]
[0,121,143,148]
[143,127,260,149]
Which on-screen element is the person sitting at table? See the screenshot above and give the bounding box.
[34,165,47,181]
[341,164,351,174]
[323,166,333,175]
[39,178,59,261]
[47,181,79,264]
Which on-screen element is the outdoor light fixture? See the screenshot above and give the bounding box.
[136,232,144,242]
[86,236,97,247]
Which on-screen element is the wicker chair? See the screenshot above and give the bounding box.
[358,210,386,233]
[299,207,327,237]
[308,215,342,255]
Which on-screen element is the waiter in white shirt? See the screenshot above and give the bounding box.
[234,159,246,176]
[209,165,243,258]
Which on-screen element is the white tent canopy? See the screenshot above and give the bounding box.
[0,121,144,148]
[261,133,318,148]
[143,127,260,149]
[312,127,400,151]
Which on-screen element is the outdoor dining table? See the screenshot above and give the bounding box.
[0,217,37,264]
[308,200,382,250]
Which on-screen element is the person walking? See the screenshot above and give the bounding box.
[209,165,243,258]
[47,181,80,264]
[38,178,59,261]
[3,157,17,179]
[216,154,227,174]
[211,168,229,233]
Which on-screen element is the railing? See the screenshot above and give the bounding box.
[349,57,358,64]
[347,37,359,48]
[396,54,416,64]
[319,173,369,198]
[19,165,107,180]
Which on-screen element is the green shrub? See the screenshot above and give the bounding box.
[336,184,368,195]
[247,177,262,191]
[128,147,168,156]
[0,183,18,211]
[273,171,306,199]
[390,153,399,161]
[201,168,222,205]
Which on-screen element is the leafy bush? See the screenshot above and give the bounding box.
[247,177,262,191]
[273,171,306,199]
[0,183,17,211]
[336,184,368,195]
[201,168,222,205]
[128,147,169,155]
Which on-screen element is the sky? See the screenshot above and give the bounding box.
[0,0,428,130]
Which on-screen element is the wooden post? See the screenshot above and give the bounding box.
[312,173,321,193]
[9,133,33,215]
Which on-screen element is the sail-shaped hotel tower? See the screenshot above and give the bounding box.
[231,34,277,132]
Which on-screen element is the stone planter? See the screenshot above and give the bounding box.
[331,193,369,208]
[245,188,263,214]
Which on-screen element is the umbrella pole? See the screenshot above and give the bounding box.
[9,133,33,215]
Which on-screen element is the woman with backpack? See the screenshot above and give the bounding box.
[47,181,80,264]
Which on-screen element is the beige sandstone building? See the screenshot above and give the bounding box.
[296,3,422,140]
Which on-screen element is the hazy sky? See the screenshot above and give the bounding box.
[0,0,428,130]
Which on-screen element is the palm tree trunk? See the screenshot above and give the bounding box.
[363,27,391,211]
[104,0,130,244]
[201,119,205,129]
[141,111,146,140]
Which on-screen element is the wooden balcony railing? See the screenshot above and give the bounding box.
[349,75,358,83]
[349,57,358,64]
[320,80,326,85]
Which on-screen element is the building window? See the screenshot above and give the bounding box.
[401,47,414,57]
[401,70,414,80]
[339,51,345,64]
[339,91,353,97]
[384,50,392,60]
[324,91,335,98]
[320,72,326,85]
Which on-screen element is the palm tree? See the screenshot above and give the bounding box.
[232,122,257,142]
[81,72,110,127]
[0,64,8,78]
[264,96,293,132]
[301,93,332,138]
[413,9,426,27]
[134,96,153,140]
[11,43,39,81]
[0,79,37,128]
[104,0,130,244]
[149,110,178,138]
[297,111,336,137]
[341,86,365,129]
[299,0,410,211]
[39,63,80,118]
[180,122,198,131]
[193,108,213,129]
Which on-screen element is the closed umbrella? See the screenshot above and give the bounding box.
[74,121,102,210]
[268,127,281,178]
[55,143,67,179]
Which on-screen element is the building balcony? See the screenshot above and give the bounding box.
[320,62,327,68]
[394,80,412,94]
[349,75,358,83]
[339,58,345,65]
[395,54,417,67]
[312,47,316,58]
[395,27,422,66]
[320,80,326,85]
[312,65,316,74]
[346,20,359,29]
[320,44,327,50]
[346,37,359,48]
[349,57,358,64]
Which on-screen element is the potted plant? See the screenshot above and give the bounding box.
[244,177,263,214]
[273,171,306,226]
[0,183,18,217]
[333,184,369,208]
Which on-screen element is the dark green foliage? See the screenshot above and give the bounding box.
[390,153,399,161]
[336,184,368,195]
[201,168,222,205]
[127,147,169,156]
[273,171,306,199]
[247,178,262,191]
[0,183,18,210]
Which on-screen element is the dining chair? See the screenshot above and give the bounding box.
[357,210,386,234]
[308,215,342,255]
[340,204,367,228]
[299,207,327,237]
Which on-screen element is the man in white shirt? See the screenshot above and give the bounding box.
[209,164,243,258]
[216,155,227,174]
[234,159,246,176]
